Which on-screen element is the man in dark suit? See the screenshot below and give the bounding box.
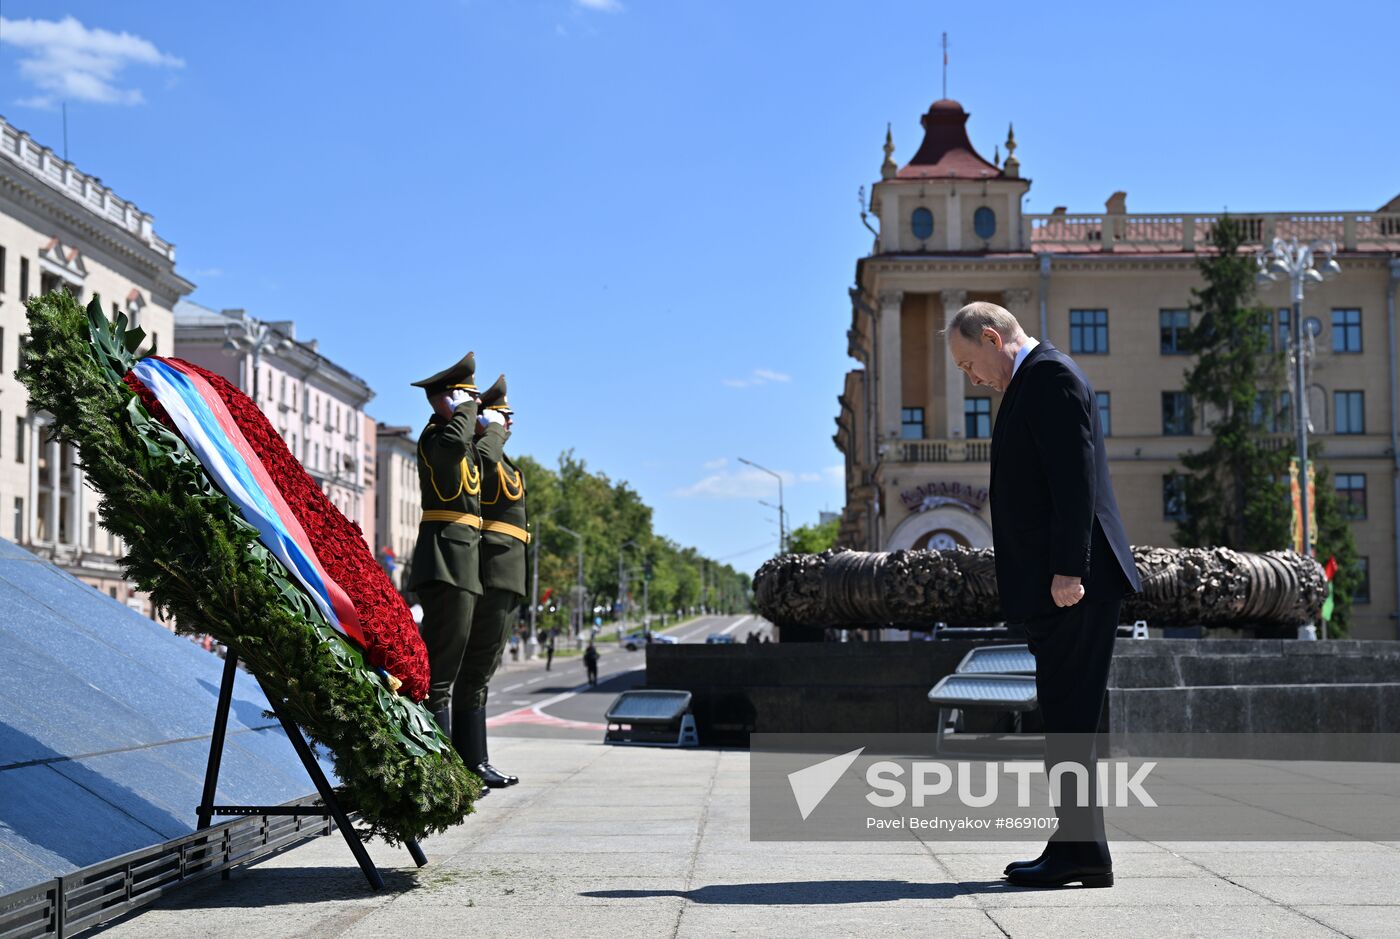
[945,301,1141,889]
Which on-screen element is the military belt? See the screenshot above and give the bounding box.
[421,510,483,529]
[482,519,531,543]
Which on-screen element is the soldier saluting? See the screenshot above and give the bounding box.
[458,374,525,788]
[407,352,508,787]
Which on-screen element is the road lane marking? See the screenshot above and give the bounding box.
[719,614,753,636]
[487,666,644,730]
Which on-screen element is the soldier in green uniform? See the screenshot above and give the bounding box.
[407,352,508,787]
[457,374,526,788]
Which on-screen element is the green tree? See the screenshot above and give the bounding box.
[1174,216,1291,553]
[788,518,839,554]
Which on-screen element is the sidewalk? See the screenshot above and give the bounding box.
[92,737,1400,939]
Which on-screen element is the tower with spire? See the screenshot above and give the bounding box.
[869,98,1031,253]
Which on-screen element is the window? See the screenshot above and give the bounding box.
[973,206,996,239]
[1335,473,1367,520]
[1331,309,1362,353]
[1095,392,1111,437]
[1334,391,1364,435]
[12,497,22,542]
[1278,390,1293,431]
[965,398,991,439]
[1355,558,1370,604]
[1251,391,1278,432]
[1069,310,1109,354]
[1162,392,1194,436]
[1159,309,1191,354]
[910,207,934,241]
[900,407,924,440]
[14,416,24,463]
[1276,307,1290,350]
[19,257,29,301]
[1163,475,1187,521]
[1258,309,1275,352]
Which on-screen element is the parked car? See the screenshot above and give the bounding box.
[623,631,678,651]
[705,633,736,644]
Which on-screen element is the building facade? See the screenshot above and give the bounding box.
[0,115,194,612]
[375,423,421,592]
[835,97,1400,639]
[173,302,376,541]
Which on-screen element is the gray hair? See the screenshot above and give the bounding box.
[943,301,1024,342]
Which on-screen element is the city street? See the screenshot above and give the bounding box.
[485,614,770,740]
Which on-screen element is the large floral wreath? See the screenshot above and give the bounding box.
[18,292,480,843]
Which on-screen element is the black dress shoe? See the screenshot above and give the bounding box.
[475,762,519,788]
[1003,850,1047,876]
[1005,855,1113,888]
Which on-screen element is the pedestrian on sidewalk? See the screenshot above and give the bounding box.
[583,643,599,686]
[545,631,555,671]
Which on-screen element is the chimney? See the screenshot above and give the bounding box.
[1105,191,1128,215]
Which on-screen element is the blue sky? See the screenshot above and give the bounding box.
[1,1,1396,569]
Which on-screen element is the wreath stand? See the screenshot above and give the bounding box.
[196,651,429,890]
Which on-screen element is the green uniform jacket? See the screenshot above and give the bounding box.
[480,450,529,597]
[407,401,508,594]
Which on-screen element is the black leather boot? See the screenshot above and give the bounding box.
[456,706,519,788]
[438,706,488,797]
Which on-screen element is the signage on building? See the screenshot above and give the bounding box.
[900,481,988,514]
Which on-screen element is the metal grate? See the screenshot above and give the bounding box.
[955,644,1035,675]
[928,673,1038,710]
[0,799,331,939]
[605,690,692,725]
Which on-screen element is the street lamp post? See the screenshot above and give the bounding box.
[221,314,291,409]
[1256,236,1341,637]
[551,521,585,644]
[759,499,788,550]
[618,539,638,640]
[739,457,785,554]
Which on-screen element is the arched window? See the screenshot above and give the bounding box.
[911,207,934,241]
[974,206,997,240]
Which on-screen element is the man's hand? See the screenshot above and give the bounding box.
[480,410,507,428]
[446,389,475,412]
[1051,574,1085,608]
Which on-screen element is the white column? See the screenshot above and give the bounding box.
[940,289,968,439]
[67,445,82,548]
[46,437,60,544]
[26,420,39,543]
[877,290,904,442]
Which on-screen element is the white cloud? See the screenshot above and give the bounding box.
[674,463,841,500]
[0,15,183,109]
[702,457,728,470]
[722,368,792,389]
[576,0,624,10]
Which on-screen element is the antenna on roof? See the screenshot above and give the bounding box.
[942,32,949,99]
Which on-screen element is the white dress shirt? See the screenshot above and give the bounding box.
[1012,336,1040,379]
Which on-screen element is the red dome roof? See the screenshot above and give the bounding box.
[897,99,1002,180]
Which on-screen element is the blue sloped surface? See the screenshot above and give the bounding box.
[0,539,333,894]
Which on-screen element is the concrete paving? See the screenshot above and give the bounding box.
[90,738,1400,939]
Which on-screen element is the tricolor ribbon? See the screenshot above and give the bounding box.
[130,358,366,648]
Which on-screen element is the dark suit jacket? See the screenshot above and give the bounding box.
[989,341,1141,621]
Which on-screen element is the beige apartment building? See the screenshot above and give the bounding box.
[173,301,377,543]
[375,423,421,592]
[834,97,1400,639]
[0,115,194,612]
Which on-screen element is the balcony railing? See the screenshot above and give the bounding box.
[896,438,991,463]
[1027,211,1400,254]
